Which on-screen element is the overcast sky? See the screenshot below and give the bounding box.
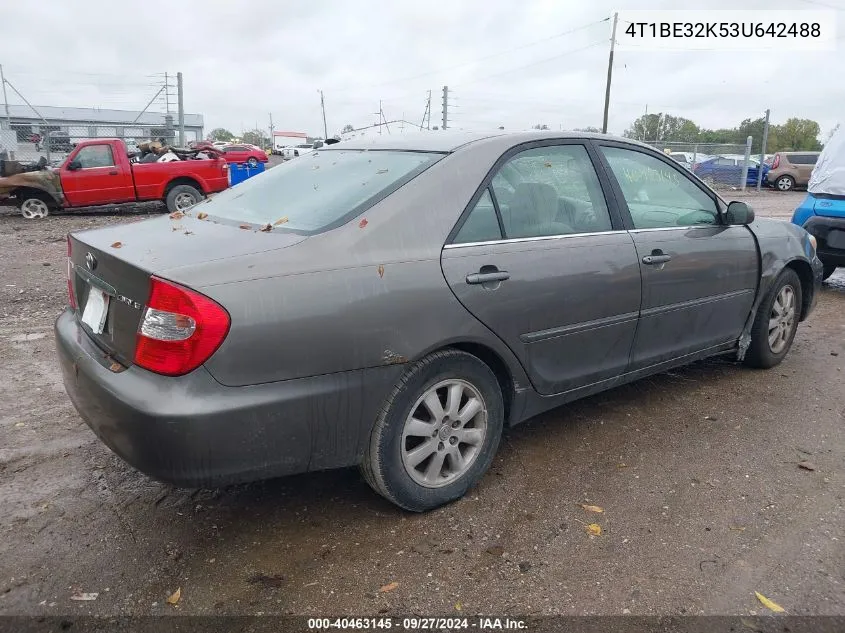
[1,0,843,139]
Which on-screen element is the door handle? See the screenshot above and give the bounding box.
[108,170,118,175]
[466,271,510,284]
[642,254,672,265]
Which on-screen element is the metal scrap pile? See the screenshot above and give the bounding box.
[0,158,63,205]
[133,139,223,164]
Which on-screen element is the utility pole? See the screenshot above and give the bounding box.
[319,90,328,139]
[177,71,185,147]
[442,85,449,130]
[740,135,753,191]
[420,90,431,131]
[601,12,619,134]
[1,64,12,159]
[269,112,274,149]
[756,108,770,191]
[164,72,170,114]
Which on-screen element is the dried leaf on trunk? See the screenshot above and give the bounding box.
[581,504,604,513]
[379,581,399,593]
[273,216,289,225]
[166,587,181,605]
[259,224,273,232]
[729,526,747,532]
[359,218,369,228]
[239,224,251,230]
[378,264,385,278]
[754,591,785,613]
[109,362,121,372]
[798,461,817,471]
[197,212,208,220]
[585,523,602,536]
[110,241,122,249]
[169,211,184,220]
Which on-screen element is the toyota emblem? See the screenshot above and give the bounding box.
[85,252,97,271]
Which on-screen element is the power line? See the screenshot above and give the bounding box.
[454,40,606,87]
[331,17,609,92]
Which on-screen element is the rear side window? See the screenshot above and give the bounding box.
[454,189,502,244]
[790,154,819,165]
[201,149,442,234]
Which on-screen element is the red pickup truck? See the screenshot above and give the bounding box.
[0,139,229,219]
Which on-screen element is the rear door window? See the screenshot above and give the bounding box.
[200,149,442,234]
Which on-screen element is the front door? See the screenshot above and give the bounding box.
[62,143,134,206]
[595,143,759,370]
[441,141,641,396]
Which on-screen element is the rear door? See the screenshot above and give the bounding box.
[793,153,818,185]
[61,143,134,206]
[594,142,759,370]
[441,141,641,396]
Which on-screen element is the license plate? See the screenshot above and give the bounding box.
[81,285,109,335]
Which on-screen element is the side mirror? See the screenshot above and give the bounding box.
[726,200,755,225]
[66,160,81,171]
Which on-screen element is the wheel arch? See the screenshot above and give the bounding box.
[13,186,60,208]
[414,340,518,426]
[783,258,814,321]
[163,176,205,198]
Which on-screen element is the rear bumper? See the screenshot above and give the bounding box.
[55,309,401,487]
[802,215,845,266]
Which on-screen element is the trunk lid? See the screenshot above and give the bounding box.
[68,213,306,365]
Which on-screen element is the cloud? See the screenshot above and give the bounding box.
[0,0,841,138]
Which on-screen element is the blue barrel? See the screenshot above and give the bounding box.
[228,161,265,186]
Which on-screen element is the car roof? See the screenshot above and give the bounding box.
[329,130,656,153]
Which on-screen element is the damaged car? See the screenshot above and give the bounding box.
[56,131,823,512]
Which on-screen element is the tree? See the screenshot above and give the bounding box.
[575,126,601,133]
[624,113,699,143]
[341,123,355,134]
[209,128,234,142]
[533,124,550,130]
[242,128,268,148]
[828,123,841,142]
[777,118,822,151]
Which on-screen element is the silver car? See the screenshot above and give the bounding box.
[56,131,823,511]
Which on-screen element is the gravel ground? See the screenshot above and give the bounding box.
[1,191,843,618]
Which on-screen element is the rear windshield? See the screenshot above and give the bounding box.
[202,149,441,234]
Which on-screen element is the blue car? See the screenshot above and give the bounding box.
[791,127,845,280]
[792,195,845,280]
[693,156,769,187]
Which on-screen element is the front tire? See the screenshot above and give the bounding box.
[775,175,795,191]
[19,194,51,219]
[361,350,504,512]
[822,263,837,281]
[744,268,802,369]
[165,184,203,213]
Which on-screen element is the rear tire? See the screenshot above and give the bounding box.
[822,263,837,281]
[165,184,203,213]
[743,268,802,369]
[361,350,504,512]
[775,175,795,191]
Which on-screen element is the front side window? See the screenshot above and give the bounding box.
[200,149,442,234]
[488,144,612,239]
[600,147,719,229]
[75,145,115,169]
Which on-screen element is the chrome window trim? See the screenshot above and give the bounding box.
[628,225,719,234]
[443,229,628,249]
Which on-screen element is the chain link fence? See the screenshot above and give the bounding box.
[2,120,201,166]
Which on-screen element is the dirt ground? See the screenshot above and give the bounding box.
[1,191,844,618]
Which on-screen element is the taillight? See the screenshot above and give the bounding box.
[134,277,230,377]
[66,235,76,309]
[772,154,780,169]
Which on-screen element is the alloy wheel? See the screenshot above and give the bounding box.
[768,284,796,353]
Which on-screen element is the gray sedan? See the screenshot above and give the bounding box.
[56,131,823,512]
